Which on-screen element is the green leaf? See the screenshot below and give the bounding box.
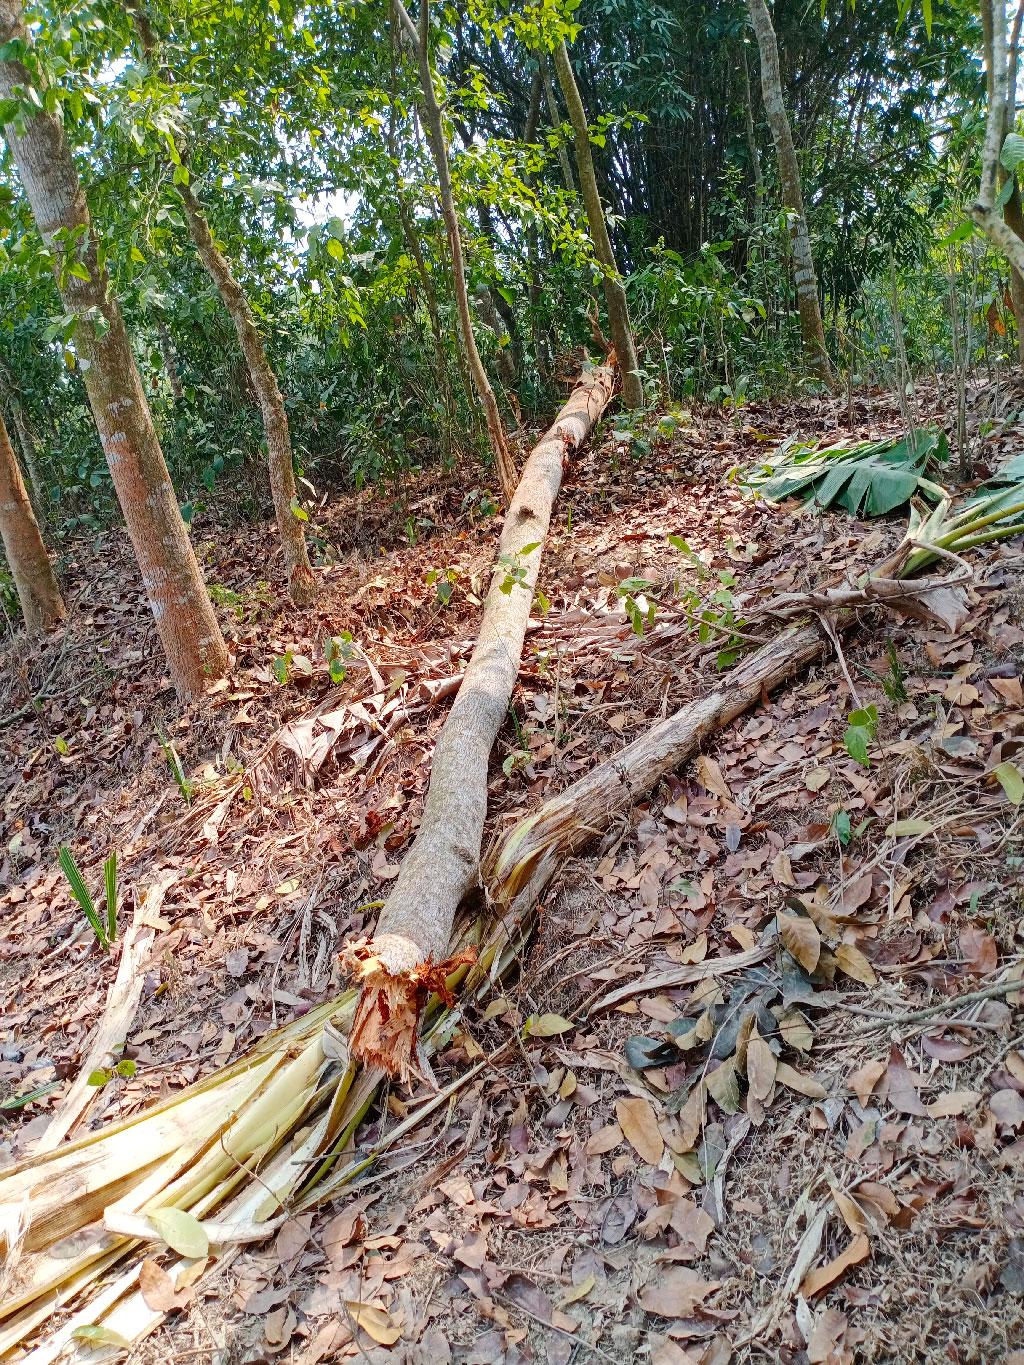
[289,496,309,522]
[104,850,117,942]
[87,1069,110,1087]
[744,430,947,518]
[994,760,1024,805]
[115,1058,137,1079]
[844,725,872,767]
[325,237,345,262]
[148,1207,209,1258]
[1002,133,1024,174]
[833,810,852,846]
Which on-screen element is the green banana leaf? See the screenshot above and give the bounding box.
[743,428,949,518]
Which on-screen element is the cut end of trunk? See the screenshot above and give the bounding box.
[342,938,477,1080]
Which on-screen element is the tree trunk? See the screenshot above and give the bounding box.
[0,1,228,699]
[541,57,576,194]
[156,320,184,402]
[393,0,517,504]
[176,185,317,606]
[0,405,65,635]
[128,4,317,606]
[0,366,46,528]
[973,0,1024,276]
[745,0,833,384]
[344,363,616,1077]
[488,623,823,913]
[552,41,644,409]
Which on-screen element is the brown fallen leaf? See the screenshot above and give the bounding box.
[746,1029,777,1104]
[807,1305,849,1363]
[927,1090,981,1119]
[990,1088,1024,1131]
[695,754,731,800]
[834,943,877,987]
[847,1058,886,1107]
[616,1096,664,1165]
[800,1233,870,1298]
[884,1045,928,1116]
[639,1265,720,1317]
[829,1183,868,1238]
[586,1122,623,1156]
[345,1301,402,1347]
[959,925,998,975]
[139,1257,192,1313]
[777,909,821,974]
[775,1061,827,1099]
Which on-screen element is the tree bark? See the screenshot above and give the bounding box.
[0,364,46,527]
[0,405,65,635]
[0,0,228,698]
[156,320,184,403]
[552,41,644,409]
[393,0,517,504]
[129,4,317,606]
[974,0,1024,276]
[176,184,317,606]
[541,57,576,194]
[745,0,833,384]
[344,363,616,1077]
[487,623,823,914]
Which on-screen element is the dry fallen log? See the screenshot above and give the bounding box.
[485,621,823,914]
[343,363,616,1077]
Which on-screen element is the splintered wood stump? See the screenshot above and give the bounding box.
[344,365,616,1077]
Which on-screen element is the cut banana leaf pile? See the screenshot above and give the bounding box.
[741,427,949,517]
[0,895,535,1362]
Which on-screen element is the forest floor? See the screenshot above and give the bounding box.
[2,374,1024,1365]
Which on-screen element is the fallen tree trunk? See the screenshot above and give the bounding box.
[485,621,824,915]
[343,363,616,1077]
[0,546,975,1357]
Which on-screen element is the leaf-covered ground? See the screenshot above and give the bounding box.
[2,378,1024,1364]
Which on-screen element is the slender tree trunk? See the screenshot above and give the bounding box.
[129,6,317,606]
[156,320,184,402]
[552,41,644,409]
[392,0,517,503]
[541,57,576,194]
[0,367,46,527]
[176,185,317,606]
[974,0,1024,278]
[998,0,1024,367]
[741,51,765,266]
[0,0,228,698]
[344,365,616,1078]
[745,0,833,384]
[0,405,65,635]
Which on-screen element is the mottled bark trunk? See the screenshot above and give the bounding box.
[393,0,517,503]
[177,185,317,606]
[344,365,616,1078]
[0,405,64,635]
[552,42,644,409]
[745,0,833,384]
[0,0,227,698]
[156,320,184,402]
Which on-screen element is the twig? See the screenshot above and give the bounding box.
[831,977,1023,1029]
